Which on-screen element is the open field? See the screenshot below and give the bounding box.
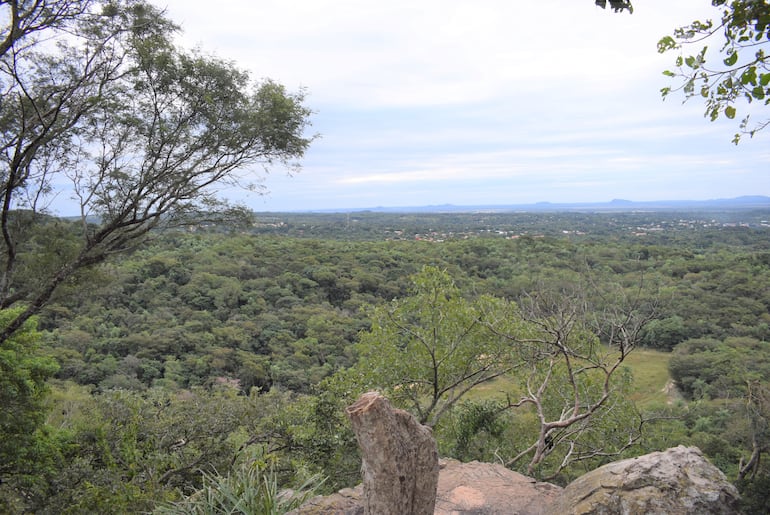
[468,347,673,408]
[622,348,673,407]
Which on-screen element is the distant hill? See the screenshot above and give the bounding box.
[302,196,770,213]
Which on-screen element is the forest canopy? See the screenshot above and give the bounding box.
[1,1,769,513]
[1,208,767,512]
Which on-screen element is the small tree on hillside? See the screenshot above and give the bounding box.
[493,287,653,477]
[352,266,530,427]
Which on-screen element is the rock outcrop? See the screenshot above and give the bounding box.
[292,446,742,515]
[290,393,741,514]
[434,459,562,515]
[346,392,439,515]
[550,445,741,514]
[290,485,364,514]
[289,459,561,515]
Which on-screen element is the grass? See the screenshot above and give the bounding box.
[467,347,673,408]
[467,374,519,402]
[622,348,674,407]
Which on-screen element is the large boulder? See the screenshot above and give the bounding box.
[292,447,741,514]
[549,445,741,514]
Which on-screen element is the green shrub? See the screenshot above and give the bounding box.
[155,451,322,515]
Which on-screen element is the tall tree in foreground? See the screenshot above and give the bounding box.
[350,267,654,479]
[352,266,528,428]
[658,0,770,143]
[0,0,314,343]
[0,307,69,514]
[0,0,94,57]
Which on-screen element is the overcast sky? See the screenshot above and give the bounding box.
[159,0,768,212]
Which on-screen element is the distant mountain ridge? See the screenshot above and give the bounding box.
[302,195,770,213]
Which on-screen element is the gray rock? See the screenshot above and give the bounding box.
[549,445,741,514]
[288,485,364,514]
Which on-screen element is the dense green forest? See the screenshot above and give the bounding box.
[3,209,770,513]
[3,1,769,513]
[0,211,770,513]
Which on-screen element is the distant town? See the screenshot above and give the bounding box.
[249,201,770,242]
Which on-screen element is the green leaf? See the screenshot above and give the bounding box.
[662,70,675,77]
[657,36,677,53]
[760,73,770,87]
[723,52,738,66]
[752,86,765,100]
[741,66,757,85]
[725,105,737,119]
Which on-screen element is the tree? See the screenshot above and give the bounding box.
[640,315,689,350]
[0,0,314,343]
[349,267,655,479]
[658,0,770,143]
[0,307,59,508]
[0,0,94,57]
[10,384,267,513]
[493,287,652,478]
[594,0,633,14]
[738,379,770,482]
[351,266,530,427]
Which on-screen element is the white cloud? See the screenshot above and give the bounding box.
[156,0,766,210]
[165,0,719,106]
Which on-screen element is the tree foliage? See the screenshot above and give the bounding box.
[1,210,768,508]
[0,0,94,57]
[0,0,313,343]
[352,266,529,427]
[594,0,633,14]
[0,308,58,481]
[348,266,654,479]
[659,0,770,143]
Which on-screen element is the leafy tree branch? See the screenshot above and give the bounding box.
[659,0,770,143]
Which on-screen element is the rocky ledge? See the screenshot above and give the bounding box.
[291,446,740,514]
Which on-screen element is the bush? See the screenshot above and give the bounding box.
[154,449,322,515]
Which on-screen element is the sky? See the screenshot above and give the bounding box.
[157,0,768,212]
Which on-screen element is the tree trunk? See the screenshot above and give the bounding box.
[346,391,439,515]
